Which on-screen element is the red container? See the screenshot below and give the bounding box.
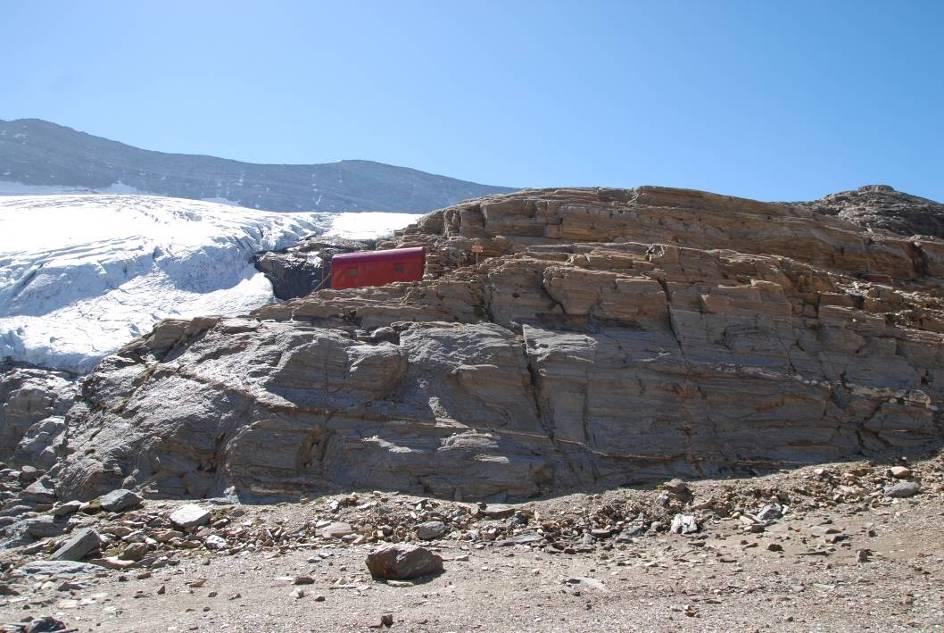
[330,247,426,290]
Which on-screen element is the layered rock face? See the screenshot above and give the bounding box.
[56,187,944,502]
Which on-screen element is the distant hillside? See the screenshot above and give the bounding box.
[0,119,513,212]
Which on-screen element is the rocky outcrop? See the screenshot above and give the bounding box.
[0,365,76,469]
[253,237,373,300]
[799,184,944,239]
[53,187,944,502]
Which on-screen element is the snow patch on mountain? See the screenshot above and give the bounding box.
[0,194,420,372]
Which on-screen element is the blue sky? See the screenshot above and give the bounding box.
[1,0,941,200]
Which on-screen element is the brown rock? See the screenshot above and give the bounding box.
[366,544,444,580]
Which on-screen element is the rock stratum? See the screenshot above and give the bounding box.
[48,185,944,502]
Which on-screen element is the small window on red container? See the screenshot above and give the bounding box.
[393,263,405,273]
[347,268,358,277]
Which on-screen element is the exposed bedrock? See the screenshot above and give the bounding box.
[55,187,944,501]
[0,364,76,469]
[253,236,373,300]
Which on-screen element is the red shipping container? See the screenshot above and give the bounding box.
[330,247,426,290]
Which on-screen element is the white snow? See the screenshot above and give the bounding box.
[324,212,421,240]
[0,194,421,373]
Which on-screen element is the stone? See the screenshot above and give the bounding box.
[670,514,699,535]
[366,544,444,580]
[320,521,354,539]
[25,516,66,538]
[204,534,227,550]
[19,465,40,482]
[480,504,515,519]
[119,543,149,561]
[49,528,101,562]
[169,504,211,529]
[415,520,448,540]
[662,479,691,496]
[22,479,56,504]
[767,543,784,552]
[17,560,101,576]
[51,501,83,517]
[98,489,142,513]
[889,466,912,479]
[293,575,315,585]
[25,616,68,632]
[755,503,784,523]
[884,481,921,498]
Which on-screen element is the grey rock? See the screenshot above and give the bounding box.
[366,544,444,580]
[320,521,354,539]
[98,489,142,513]
[415,520,448,540]
[480,504,515,519]
[49,527,101,561]
[0,365,76,466]
[253,238,372,300]
[17,560,100,576]
[755,503,784,522]
[18,465,40,482]
[25,516,66,538]
[169,504,211,529]
[800,185,944,239]
[0,504,33,518]
[21,480,56,504]
[14,417,67,470]
[884,481,921,498]
[50,501,83,517]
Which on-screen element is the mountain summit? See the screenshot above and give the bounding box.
[0,119,513,212]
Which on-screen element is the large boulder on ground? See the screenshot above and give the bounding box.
[366,544,444,580]
[49,528,101,561]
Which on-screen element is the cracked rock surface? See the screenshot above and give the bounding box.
[50,186,944,502]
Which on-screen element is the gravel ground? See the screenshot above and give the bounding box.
[2,459,944,632]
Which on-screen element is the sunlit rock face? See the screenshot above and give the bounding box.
[56,186,944,502]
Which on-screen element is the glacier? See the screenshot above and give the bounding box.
[0,194,420,372]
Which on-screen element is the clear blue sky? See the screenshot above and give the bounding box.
[1,0,941,201]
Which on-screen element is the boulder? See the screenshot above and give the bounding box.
[884,481,921,498]
[320,521,354,539]
[169,504,211,530]
[24,516,66,539]
[366,544,444,580]
[98,489,142,513]
[49,528,101,561]
[415,521,448,541]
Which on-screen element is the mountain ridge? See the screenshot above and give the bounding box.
[0,118,514,212]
